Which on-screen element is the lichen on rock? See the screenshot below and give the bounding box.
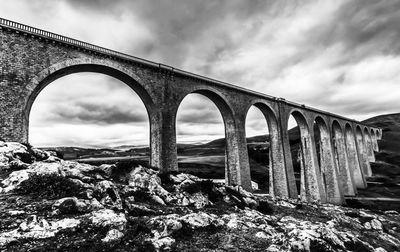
[0,141,399,251]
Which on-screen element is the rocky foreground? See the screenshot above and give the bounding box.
[0,142,399,251]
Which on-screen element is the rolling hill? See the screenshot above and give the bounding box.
[363,113,400,154]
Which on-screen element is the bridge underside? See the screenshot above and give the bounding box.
[0,19,382,205]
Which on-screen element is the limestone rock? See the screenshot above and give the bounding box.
[95,180,123,210]
[102,229,124,243]
[145,214,181,250]
[0,142,29,158]
[53,197,88,214]
[0,154,9,169]
[125,202,159,216]
[128,166,173,203]
[150,194,166,205]
[188,192,209,209]
[179,212,222,229]
[266,244,281,252]
[150,236,175,251]
[371,219,383,230]
[98,164,116,177]
[8,159,29,171]
[89,209,127,231]
[0,217,80,248]
[8,210,25,216]
[30,148,49,161]
[30,162,63,176]
[255,231,270,240]
[0,169,31,193]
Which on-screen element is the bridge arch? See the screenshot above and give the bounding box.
[24,59,159,165]
[331,120,356,195]
[25,59,156,119]
[370,128,379,151]
[243,100,287,196]
[363,127,375,162]
[344,124,366,188]
[376,129,381,139]
[174,87,245,188]
[313,116,343,204]
[355,125,372,177]
[287,109,325,202]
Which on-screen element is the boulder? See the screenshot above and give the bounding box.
[0,217,80,248]
[371,219,383,230]
[147,214,182,238]
[128,166,173,203]
[89,209,127,231]
[95,180,123,210]
[30,162,63,176]
[187,192,209,209]
[98,164,116,177]
[0,169,31,193]
[125,202,159,216]
[8,159,29,171]
[52,197,89,215]
[150,236,175,251]
[180,212,223,229]
[0,142,29,157]
[0,154,9,169]
[30,148,49,161]
[145,214,182,250]
[102,229,124,243]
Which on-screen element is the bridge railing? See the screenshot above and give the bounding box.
[0,18,160,68]
[0,18,377,127]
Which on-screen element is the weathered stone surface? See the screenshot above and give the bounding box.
[0,169,31,193]
[52,197,89,214]
[0,20,381,197]
[101,229,124,243]
[89,209,127,231]
[0,217,80,247]
[0,145,397,251]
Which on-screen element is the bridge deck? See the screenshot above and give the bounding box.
[0,17,371,125]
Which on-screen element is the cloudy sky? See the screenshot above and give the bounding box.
[1,0,400,147]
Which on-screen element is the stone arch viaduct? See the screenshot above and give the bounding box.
[0,18,382,205]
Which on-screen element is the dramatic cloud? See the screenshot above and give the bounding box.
[1,0,400,147]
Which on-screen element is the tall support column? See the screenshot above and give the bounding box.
[355,128,372,178]
[277,101,298,199]
[365,133,375,162]
[345,127,367,188]
[371,132,379,152]
[268,113,292,198]
[332,134,357,196]
[301,127,327,203]
[149,69,179,173]
[318,128,344,204]
[149,108,178,172]
[228,116,252,191]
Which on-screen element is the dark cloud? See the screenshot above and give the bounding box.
[308,0,400,63]
[177,111,223,124]
[47,101,148,125]
[62,0,286,69]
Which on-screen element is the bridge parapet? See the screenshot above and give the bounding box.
[0,18,380,127]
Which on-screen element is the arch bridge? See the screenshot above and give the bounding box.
[0,18,382,205]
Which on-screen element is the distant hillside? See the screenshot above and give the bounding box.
[363,113,400,154]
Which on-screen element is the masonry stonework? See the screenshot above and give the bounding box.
[0,19,382,204]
